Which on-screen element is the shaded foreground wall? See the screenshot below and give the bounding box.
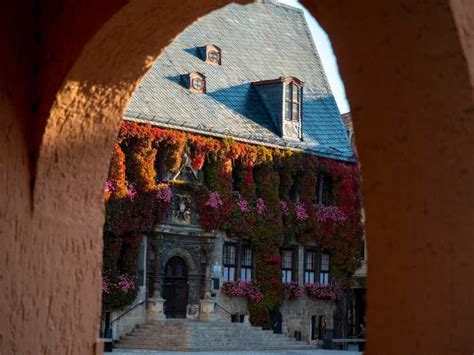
[0,0,472,354]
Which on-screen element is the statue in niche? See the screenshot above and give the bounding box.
[168,148,202,184]
[170,193,192,224]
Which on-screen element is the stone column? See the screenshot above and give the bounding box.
[199,240,217,321]
[152,238,161,298]
[202,242,214,299]
[187,275,201,320]
[147,236,166,320]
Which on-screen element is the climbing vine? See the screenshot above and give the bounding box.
[103,121,363,323]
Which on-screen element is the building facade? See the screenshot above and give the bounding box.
[101,0,363,346]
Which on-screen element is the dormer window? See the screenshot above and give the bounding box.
[189,72,206,93]
[284,79,302,121]
[252,76,303,140]
[205,45,221,65]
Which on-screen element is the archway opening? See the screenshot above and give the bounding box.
[99,0,365,348]
[4,0,469,354]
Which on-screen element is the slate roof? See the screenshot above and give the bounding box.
[125,0,355,162]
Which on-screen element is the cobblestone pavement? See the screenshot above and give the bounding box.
[112,350,361,355]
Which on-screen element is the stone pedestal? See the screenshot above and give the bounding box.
[187,304,200,320]
[147,297,166,321]
[199,299,216,321]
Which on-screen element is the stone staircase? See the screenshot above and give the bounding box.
[113,320,315,351]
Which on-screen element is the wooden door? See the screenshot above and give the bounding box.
[164,256,188,318]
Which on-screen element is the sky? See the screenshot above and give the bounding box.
[277,0,350,114]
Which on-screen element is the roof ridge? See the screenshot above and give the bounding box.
[296,4,334,95]
[255,0,305,14]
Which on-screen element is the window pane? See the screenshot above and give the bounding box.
[319,174,334,206]
[208,50,220,63]
[282,270,292,283]
[282,250,292,268]
[285,83,292,101]
[321,254,330,271]
[317,177,323,204]
[319,272,329,285]
[292,103,299,121]
[241,268,252,281]
[285,102,292,120]
[305,251,315,270]
[224,244,236,265]
[241,247,252,267]
[192,78,203,90]
[292,84,299,102]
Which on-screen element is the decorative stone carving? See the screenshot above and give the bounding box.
[199,299,216,321]
[187,304,200,320]
[170,193,192,224]
[167,150,201,184]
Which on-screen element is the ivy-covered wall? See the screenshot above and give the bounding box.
[102,121,363,327]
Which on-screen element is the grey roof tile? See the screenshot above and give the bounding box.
[125,0,354,162]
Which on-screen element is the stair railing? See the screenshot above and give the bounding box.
[110,299,146,326]
[214,301,233,316]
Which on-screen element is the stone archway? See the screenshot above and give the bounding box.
[1,1,473,354]
[160,247,202,319]
[161,248,199,275]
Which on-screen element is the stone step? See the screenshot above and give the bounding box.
[116,343,310,351]
[127,329,286,338]
[114,344,315,351]
[113,344,186,351]
[128,329,185,335]
[115,319,304,351]
[124,336,290,343]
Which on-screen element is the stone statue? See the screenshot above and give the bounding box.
[211,261,222,279]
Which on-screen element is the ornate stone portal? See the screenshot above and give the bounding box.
[147,148,217,321]
[147,223,216,321]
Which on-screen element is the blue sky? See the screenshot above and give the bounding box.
[278,0,350,114]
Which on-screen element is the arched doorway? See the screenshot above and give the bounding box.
[164,256,188,318]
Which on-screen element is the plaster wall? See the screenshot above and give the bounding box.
[303,1,474,353]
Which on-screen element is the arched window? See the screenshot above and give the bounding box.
[205,44,221,65]
[188,72,206,93]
